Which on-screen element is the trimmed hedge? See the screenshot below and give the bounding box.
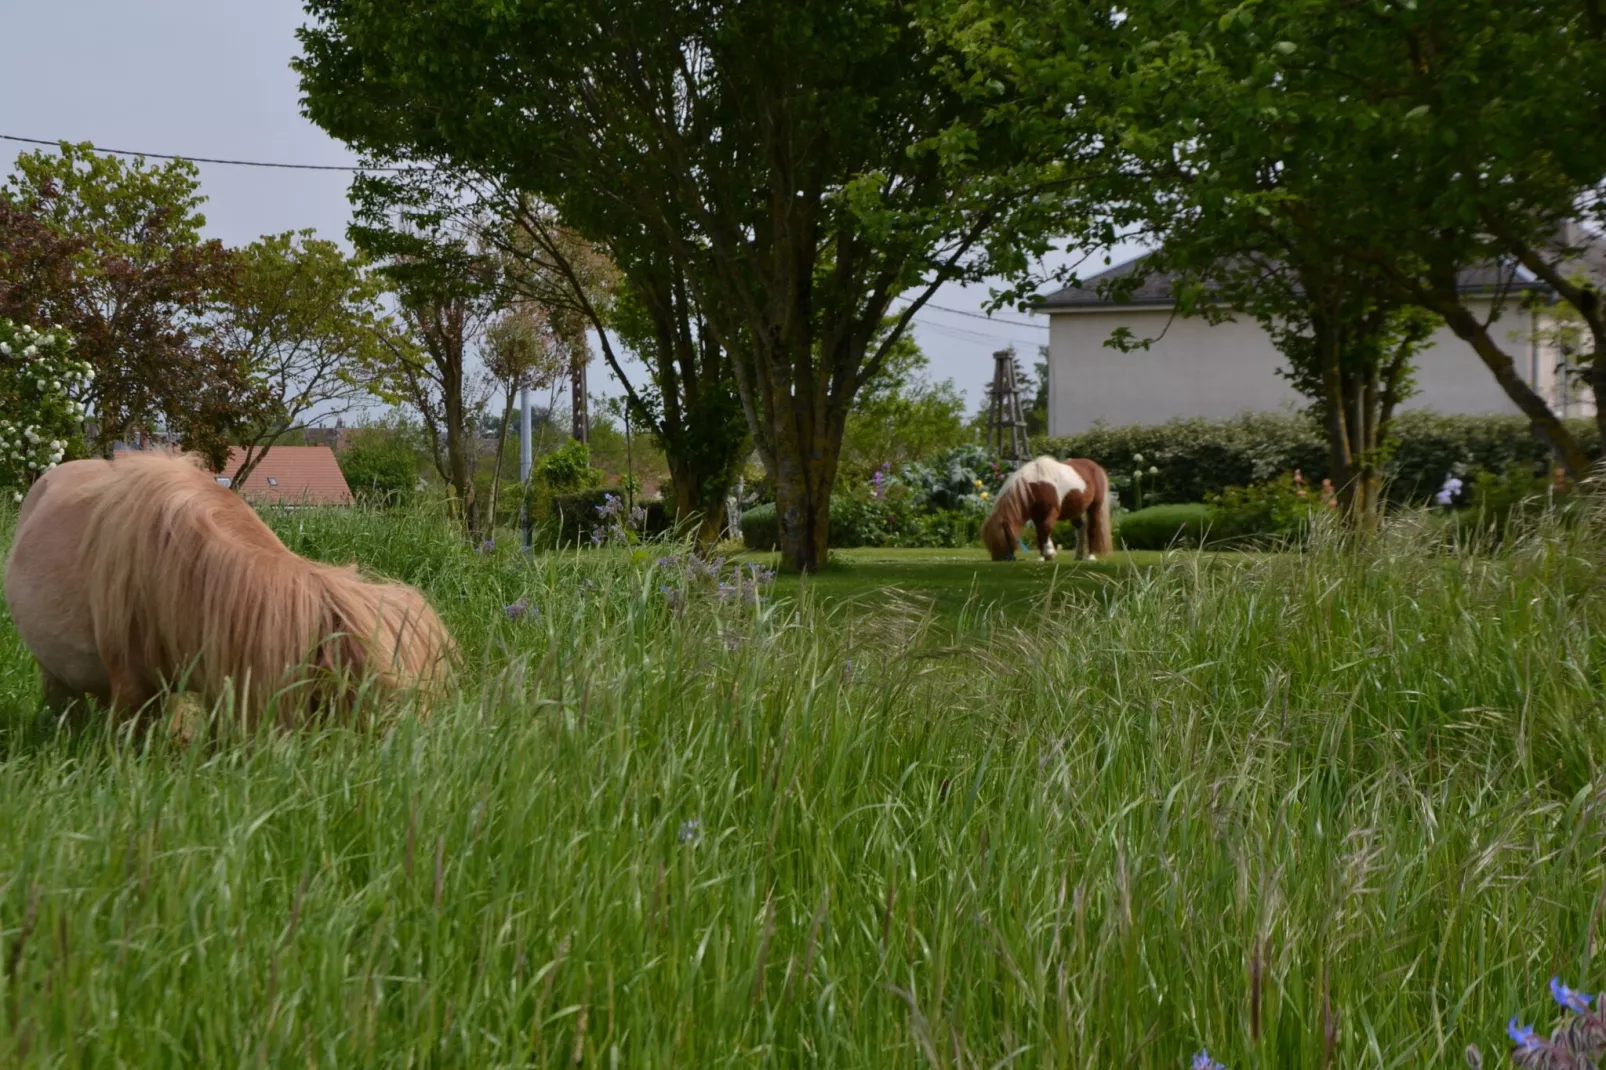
[1116,504,1217,550]
[740,500,981,551]
[1038,411,1598,507]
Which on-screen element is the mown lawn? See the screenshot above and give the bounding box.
[0,503,1602,1067]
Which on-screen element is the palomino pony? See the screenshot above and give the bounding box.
[3,451,454,728]
[981,455,1112,562]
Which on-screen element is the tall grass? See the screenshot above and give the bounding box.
[0,500,1602,1066]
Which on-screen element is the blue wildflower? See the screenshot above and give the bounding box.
[476,538,495,554]
[1508,1018,1543,1051]
[1552,977,1595,1015]
[504,597,534,621]
[1191,1052,1226,1070]
[678,818,701,843]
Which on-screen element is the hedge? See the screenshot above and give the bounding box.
[1115,504,1218,551]
[740,500,981,552]
[1037,411,1598,507]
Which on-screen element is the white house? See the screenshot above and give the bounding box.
[1034,255,1594,436]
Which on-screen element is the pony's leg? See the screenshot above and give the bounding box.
[1037,510,1060,560]
[38,665,94,729]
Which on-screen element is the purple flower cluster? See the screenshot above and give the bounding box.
[657,552,776,613]
[871,462,891,500]
[1481,976,1606,1068]
[503,597,536,621]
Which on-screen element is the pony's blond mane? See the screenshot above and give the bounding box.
[81,451,453,725]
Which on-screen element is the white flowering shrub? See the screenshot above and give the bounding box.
[0,318,92,503]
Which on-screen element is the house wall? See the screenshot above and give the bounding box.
[1043,300,1581,436]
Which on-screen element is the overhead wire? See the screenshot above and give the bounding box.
[1,133,422,172]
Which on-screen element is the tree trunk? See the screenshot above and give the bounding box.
[772,431,837,572]
[669,460,733,549]
[443,379,479,539]
[1316,318,1357,513]
[1435,301,1592,478]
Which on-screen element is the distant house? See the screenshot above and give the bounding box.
[1033,252,1597,436]
[115,444,354,506]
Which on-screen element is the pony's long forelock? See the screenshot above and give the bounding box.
[80,451,452,725]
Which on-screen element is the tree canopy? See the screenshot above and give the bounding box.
[297,0,1079,569]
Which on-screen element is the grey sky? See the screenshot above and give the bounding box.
[1,0,1138,412]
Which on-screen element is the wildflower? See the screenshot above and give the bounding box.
[477,538,495,554]
[980,491,989,501]
[1148,465,1159,476]
[716,582,737,601]
[1133,452,1145,464]
[678,818,702,844]
[504,597,534,621]
[1133,470,1144,481]
[1191,1052,1225,1070]
[842,659,854,681]
[1552,977,1595,1015]
[10,492,20,504]
[1508,1019,1543,1052]
[590,525,607,546]
[629,504,647,527]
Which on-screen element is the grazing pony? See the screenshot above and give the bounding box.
[3,451,454,728]
[981,455,1112,562]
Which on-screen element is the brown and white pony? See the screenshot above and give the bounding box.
[3,451,454,729]
[981,455,1112,562]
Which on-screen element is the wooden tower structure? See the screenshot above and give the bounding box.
[985,348,1030,462]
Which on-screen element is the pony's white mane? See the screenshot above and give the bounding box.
[81,451,453,725]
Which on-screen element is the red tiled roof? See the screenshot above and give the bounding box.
[114,445,355,506]
[221,446,353,505]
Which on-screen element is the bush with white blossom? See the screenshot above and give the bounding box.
[0,318,92,503]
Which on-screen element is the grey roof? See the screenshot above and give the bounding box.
[1034,253,1542,311]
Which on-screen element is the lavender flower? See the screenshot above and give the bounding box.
[590,525,607,546]
[1552,977,1595,1015]
[504,597,534,621]
[678,818,702,843]
[629,504,648,528]
[1191,1052,1226,1070]
[476,538,495,554]
[661,585,686,614]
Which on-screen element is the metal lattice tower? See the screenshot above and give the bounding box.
[986,348,1030,462]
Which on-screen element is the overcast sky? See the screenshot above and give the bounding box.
[1,0,1141,414]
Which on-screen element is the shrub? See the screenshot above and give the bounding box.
[338,433,421,507]
[740,499,980,551]
[548,489,672,544]
[1205,474,1320,546]
[740,502,779,551]
[0,318,91,498]
[1117,504,1216,550]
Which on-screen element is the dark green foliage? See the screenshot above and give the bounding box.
[1039,411,1598,508]
[337,431,422,507]
[1205,475,1320,547]
[742,500,980,551]
[548,490,672,544]
[1116,504,1217,550]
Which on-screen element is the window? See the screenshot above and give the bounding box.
[266,477,279,487]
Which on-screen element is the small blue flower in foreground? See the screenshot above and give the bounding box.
[504,597,534,621]
[1552,976,1595,1015]
[1508,1018,1542,1051]
[476,538,495,554]
[1191,1052,1226,1070]
[678,818,701,843]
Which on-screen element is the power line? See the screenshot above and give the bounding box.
[893,293,1046,329]
[1,134,424,173]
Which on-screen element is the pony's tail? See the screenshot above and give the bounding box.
[1087,463,1114,556]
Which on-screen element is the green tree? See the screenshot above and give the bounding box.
[213,230,393,488]
[297,0,1072,570]
[939,0,1606,479]
[0,143,267,465]
[357,222,499,538]
[337,418,424,506]
[841,331,969,478]
[481,304,569,532]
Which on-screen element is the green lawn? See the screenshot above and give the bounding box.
[0,505,1600,1066]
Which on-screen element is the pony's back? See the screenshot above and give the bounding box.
[81,451,451,723]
